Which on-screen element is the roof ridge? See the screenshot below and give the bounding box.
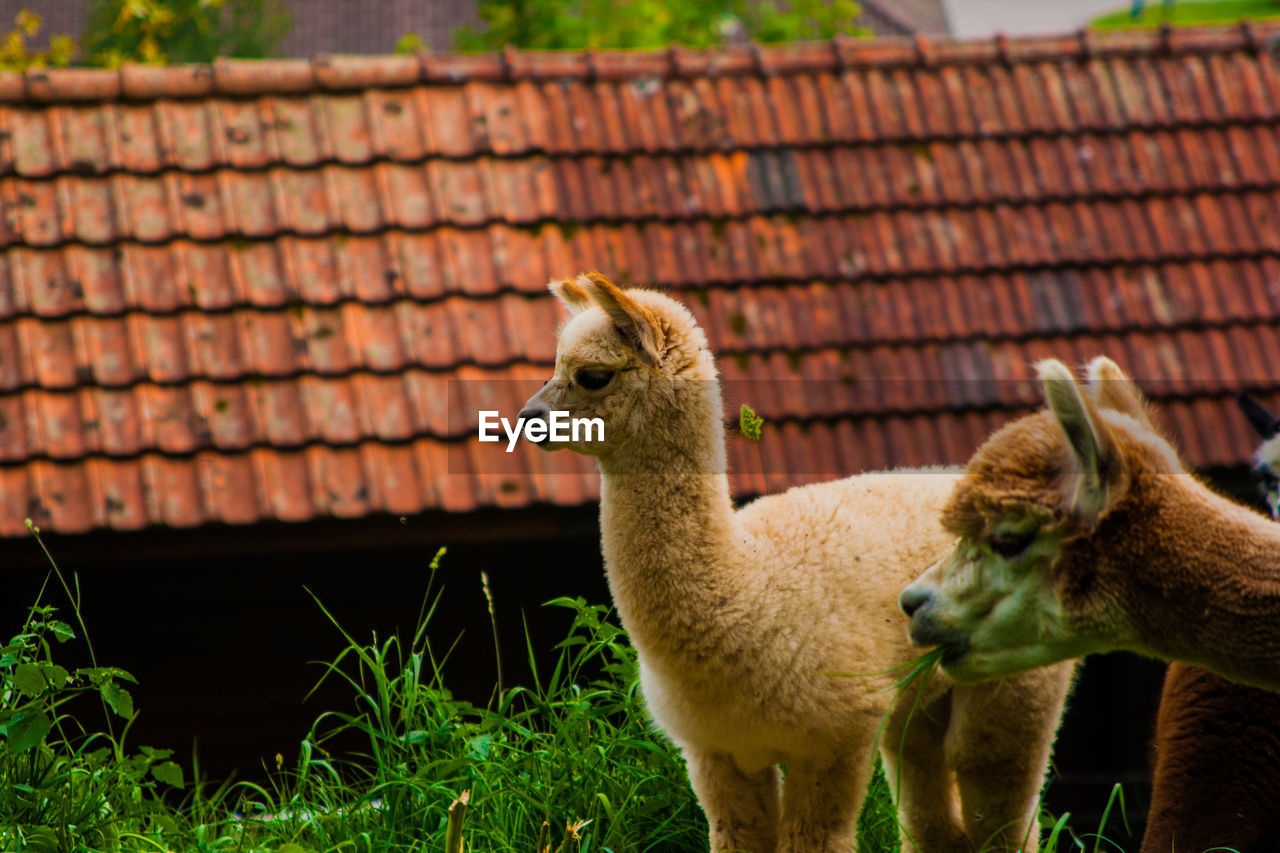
[2,22,1278,104]
[856,0,923,36]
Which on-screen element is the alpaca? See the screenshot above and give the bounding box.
[1141,395,1280,853]
[1240,393,1280,518]
[899,356,1280,693]
[517,273,1075,853]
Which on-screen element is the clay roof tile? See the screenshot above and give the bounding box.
[4,26,1280,533]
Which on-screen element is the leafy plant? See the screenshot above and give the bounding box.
[452,0,865,51]
[0,9,76,71]
[260,590,708,852]
[83,0,291,66]
[738,403,765,442]
[0,522,183,852]
[393,32,425,54]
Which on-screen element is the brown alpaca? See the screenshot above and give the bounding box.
[899,356,1280,692]
[1142,396,1280,853]
[518,273,1074,853]
[1144,664,1280,853]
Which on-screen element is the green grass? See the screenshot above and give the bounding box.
[0,527,1134,852]
[1091,0,1280,28]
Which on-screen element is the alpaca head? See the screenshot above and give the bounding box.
[519,273,718,462]
[898,357,1184,682]
[1238,394,1280,520]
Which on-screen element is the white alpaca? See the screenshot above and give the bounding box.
[518,273,1075,853]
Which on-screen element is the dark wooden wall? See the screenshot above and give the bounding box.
[1,506,606,780]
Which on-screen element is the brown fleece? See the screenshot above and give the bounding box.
[1143,663,1280,853]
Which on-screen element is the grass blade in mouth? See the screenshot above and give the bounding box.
[825,645,947,693]
[881,646,947,694]
[825,645,947,849]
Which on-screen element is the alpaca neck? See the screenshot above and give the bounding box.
[1117,475,1280,688]
[595,404,738,653]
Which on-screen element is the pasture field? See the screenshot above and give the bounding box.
[1,537,1128,853]
[1091,0,1280,27]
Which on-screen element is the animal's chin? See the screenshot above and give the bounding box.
[937,649,987,684]
[907,612,967,651]
[937,642,1044,684]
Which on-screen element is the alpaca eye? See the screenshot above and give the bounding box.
[575,369,614,391]
[989,531,1035,559]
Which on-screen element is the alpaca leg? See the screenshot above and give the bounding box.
[946,664,1075,852]
[776,749,871,853]
[880,693,968,853]
[686,750,781,853]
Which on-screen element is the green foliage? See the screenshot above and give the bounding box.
[261,592,708,852]
[0,579,182,850]
[1,530,1135,852]
[452,0,865,51]
[1092,0,1280,28]
[0,10,76,71]
[83,0,291,67]
[393,32,426,55]
[739,403,765,442]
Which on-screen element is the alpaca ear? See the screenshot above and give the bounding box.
[1037,359,1115,520]
[577,272,664,364]
[548,277,593,315]
[1238,394,1280,440]
[1085,356,1155,432]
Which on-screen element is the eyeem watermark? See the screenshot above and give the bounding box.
[478,411,604,452]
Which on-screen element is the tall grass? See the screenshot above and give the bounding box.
[248,588,710,852]
[0,528,1134,852]
[2,532,715,852]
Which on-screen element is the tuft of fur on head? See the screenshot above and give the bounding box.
[943,357,1181,541]
[941,409,1082,541]
[547,272,712,377]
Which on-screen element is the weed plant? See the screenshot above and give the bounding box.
[0,529,1133,852]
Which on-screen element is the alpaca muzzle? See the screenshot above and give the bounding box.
[517,405,552,444]
[900,585,968,653]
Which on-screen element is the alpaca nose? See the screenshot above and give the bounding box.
[518,405,550,443]
[898,585,934,618]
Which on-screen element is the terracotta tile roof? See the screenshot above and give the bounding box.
[3,25,1280,536]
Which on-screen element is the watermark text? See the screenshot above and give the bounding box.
[478,411,604,451]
